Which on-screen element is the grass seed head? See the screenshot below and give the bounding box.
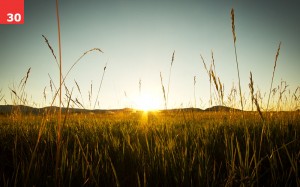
[211,70,219,92]
[171,50,175,66]
[42,35,59,67]
[200,54,209,76]
[249,72,264,120]
[74,80,81,94]
[50,80,53,93]
[43,87,47,101]
[160,72,167,109]
[231,8,236,43]
[274,42,281,69]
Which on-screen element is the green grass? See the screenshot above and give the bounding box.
[0,110,299,186]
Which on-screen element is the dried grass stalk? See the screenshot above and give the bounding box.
[267,42,282,111]
[54,0,63,184]
[231,8,243,111]
[43,87,47,101]
[231,9,236,43]
[249,72,264,121]
[74,80,85,107]
[42,35,59,68]
[94,63,107,109]
[200,54,213,106]
[74,80,82,95]
[160,72,167,109]
[167,50,175,107]
[211,70,219,92]
[75,98,85,109]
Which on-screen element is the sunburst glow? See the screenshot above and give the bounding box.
[134,94,161,111]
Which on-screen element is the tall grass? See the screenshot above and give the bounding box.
[249,72,264,121]
[41,0,105,185]
[1,111,299,186]
[55,0,63,184]
[94,62,107,109]
[167,50,175,108]
[231,8,243,111]
[200,54,213,107]
[160,50,175,109]
[160,72,167,109]
[0,5,299,187]
[267,42,282,111]
[8,67,31,106]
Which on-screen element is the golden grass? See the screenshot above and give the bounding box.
[200,54,213,106]
[160,72,167,109]
[42,35,59,68]
[1,110,299,186]
[94,63,108,109]
[267,42,282,111]
[231,8,243,111]
[167,50,175,108]
[249,72,264,120]
[0,5,299,186]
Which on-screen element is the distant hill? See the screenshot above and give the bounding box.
[204,105,241,112]
[0,105,242,115]
[0,105,138,115]
[0,105,40,115]
[161,108,204,113]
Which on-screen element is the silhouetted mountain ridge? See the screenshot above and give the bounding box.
[204,105,242,112]
[0,104,262,115]
[0,105,139,115]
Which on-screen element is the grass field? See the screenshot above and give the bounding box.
[0,109,299,186]
[1,5,299,187]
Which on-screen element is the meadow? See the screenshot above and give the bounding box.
[0,6,300,187]
[0,109,299,186]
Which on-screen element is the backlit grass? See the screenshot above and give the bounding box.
[0,110,299,186]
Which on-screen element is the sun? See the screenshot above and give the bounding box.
[134,94,160,111]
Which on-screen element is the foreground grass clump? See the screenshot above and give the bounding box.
[0,110,299,186]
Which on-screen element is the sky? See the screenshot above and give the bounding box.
[0,0,299,110]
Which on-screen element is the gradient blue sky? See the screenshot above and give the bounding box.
[0,0,299,110]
